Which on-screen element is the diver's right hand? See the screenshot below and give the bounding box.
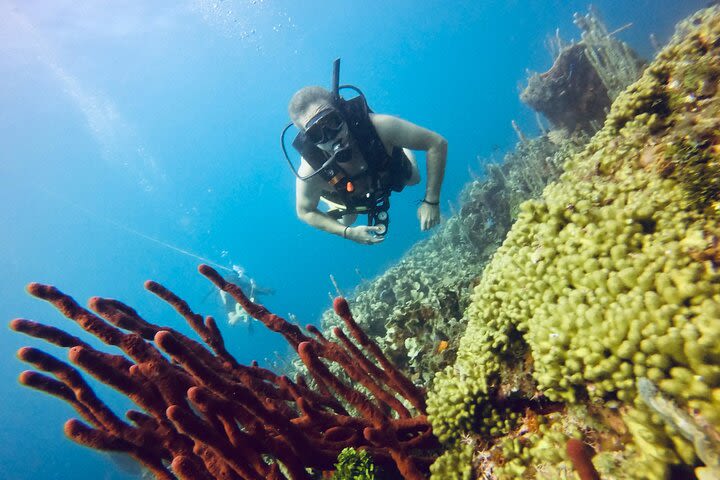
[346,225,385,245]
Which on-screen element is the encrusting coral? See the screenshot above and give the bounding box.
[427,5,720,479]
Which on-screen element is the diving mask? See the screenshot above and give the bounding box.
[304,108,346,146]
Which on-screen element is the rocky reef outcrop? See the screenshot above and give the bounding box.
[521,7,646,133]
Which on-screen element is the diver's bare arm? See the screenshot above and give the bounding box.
[373,114,448,202]
[295,177,347,237]
[299,209,348,236]
[423,139,448,203]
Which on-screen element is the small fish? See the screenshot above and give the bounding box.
[436,340,449,354]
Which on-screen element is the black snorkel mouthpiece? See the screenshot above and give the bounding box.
[329,143,352,163]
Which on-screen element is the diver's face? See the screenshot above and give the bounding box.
[314,122,349,153]
[299,102,349,152]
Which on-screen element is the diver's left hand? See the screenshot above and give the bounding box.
[417,202,440,231]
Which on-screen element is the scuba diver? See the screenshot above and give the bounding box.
[218,265,274,331]
[282,59,448,245]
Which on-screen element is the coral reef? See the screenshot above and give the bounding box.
[18,5,716,479]
[314,14,640,404]
[637,377,720,480]
[313,9,657,398]
[11,265,437,479]
[315,135,585,390]
[428,5,720,479]
[521,7,646,133]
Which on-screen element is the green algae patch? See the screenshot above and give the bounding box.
[428,6,720,479]
[330,448,378,480]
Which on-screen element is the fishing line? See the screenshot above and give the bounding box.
[36,185,233,273]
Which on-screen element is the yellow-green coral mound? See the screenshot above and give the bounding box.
[428,6,720,479]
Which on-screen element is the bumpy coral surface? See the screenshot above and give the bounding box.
[428,6,720,479]
[315,135,579,389]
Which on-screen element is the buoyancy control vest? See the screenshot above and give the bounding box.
[291,94,411,217]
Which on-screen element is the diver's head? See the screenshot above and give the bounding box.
[289,86,349,152]
[288,86,334,127]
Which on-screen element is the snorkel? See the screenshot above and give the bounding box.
[331,57,341,102]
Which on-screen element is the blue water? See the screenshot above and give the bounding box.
[0,1,707,478]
